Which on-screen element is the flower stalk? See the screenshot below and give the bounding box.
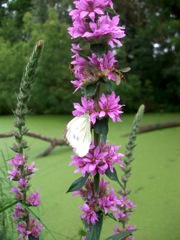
[8,40,44,239]
[121,105,145,196]
[66,1,141,239]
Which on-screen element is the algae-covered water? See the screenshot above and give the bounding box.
[0,113,180,240]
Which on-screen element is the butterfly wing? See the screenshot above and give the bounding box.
[65,113,91,157]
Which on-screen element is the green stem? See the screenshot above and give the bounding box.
[94,173,100,194]
[93,83,101,194]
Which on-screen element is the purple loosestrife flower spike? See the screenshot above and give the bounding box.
[7,41,44,238]
[67,1,137,239]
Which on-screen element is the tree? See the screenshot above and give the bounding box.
[114,0,180,111]
[0,0,179,114]
[0,7,79,114]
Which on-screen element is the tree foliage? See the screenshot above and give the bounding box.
[114,0,180,112]
[0,0,179,114]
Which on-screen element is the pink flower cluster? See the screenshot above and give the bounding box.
[68,0,125,47]
[114,196,136,222]
[74,178,119,224]
[7,154,43,238]
[8,154,41,206]
[16,215,43,239]
[71,45,119,91]
[70,141,123,176]
[73,92,123,124]
[74,178,136,227]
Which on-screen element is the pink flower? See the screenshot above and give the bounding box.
[82,15,125,47]
[114,210,126,220]
[102,142,124,172]
[74,177,107,195]
[99,50,117,80]
[98,188,118,214]
[70,141,123,176]
[72,92,123,123]
[70,50,119,92]
[8,154,26,166]
[16,222,31,240]
[68,17,87,38]
[71,52,99,91]
[18,178,28,189]
[74,178,122,217]
[69,0,113,22]
[88,51,118,80]
[10,187,24,201]
[13,203,28,220]
[79,203,98,225]
[70,0,104,22]
[72,97,98,124]
[16,218,43,239]
[98,92,123,122]
[117,196,136,210]
[26,190,41,206]
[30,218,44,238]
[74,177,109,203]
[83,145,108,176]
[7,167,21,181]
[24,162,38,176]
[71,43,82,56]
[68,1,122,47]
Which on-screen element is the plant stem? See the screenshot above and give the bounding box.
[93,83,101,194]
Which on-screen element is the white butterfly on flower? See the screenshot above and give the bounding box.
[64,113,91,157]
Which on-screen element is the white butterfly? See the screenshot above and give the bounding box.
[64,113,91,157]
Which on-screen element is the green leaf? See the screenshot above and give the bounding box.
[84,83,98,97]
[90,43,108,57]
[105,229,136,240]
[106,212,117,221]
[105,167,124,189]
[94,118,108,143]
[78,229,87,237]
[86,212,103,240]
[66,172,90,193]
[105,81,114,93]
[0,201,18,213]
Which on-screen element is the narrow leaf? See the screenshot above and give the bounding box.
[105,229,136,240]
[86,212,103,240]
[105,168,124,189]
[0,201,18,213]
[66,172,90,193]
[106,212,117,221]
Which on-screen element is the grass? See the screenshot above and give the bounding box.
[0,113,180,240]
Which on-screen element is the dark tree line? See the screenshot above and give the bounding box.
[0,0,179,114]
